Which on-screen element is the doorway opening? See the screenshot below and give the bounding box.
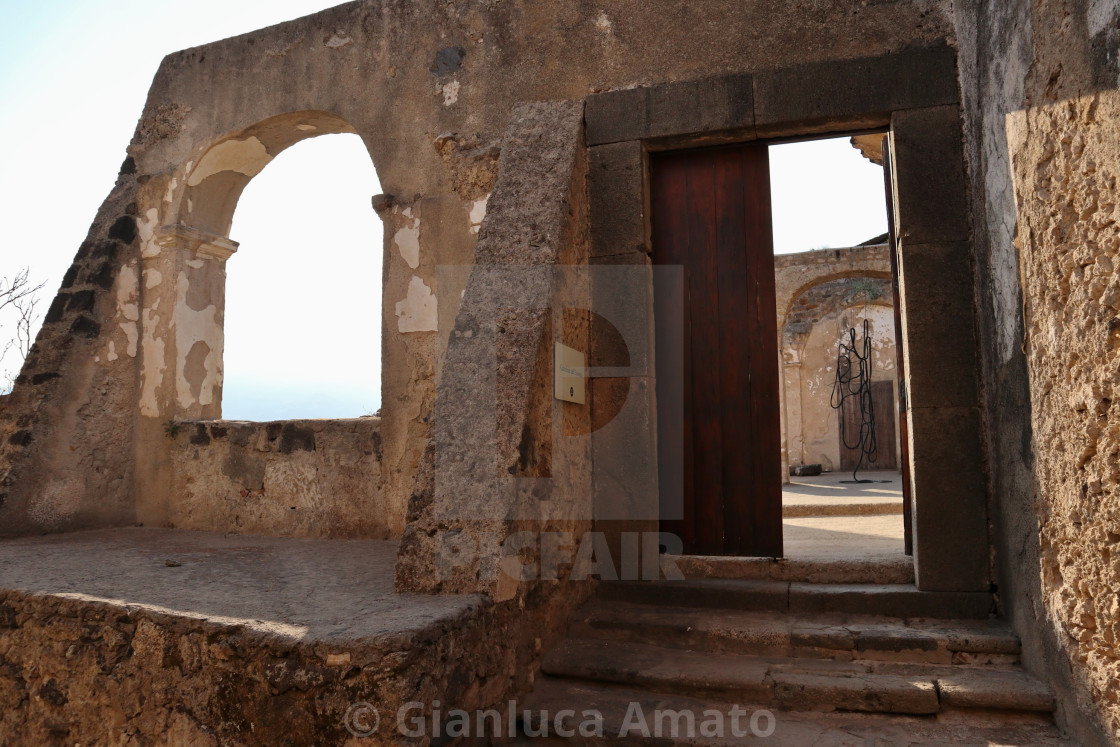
[222,133,383,421]
[652,132,909,564]
[771,133,906,565]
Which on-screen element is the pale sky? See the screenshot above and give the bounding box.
[0,1,886,419]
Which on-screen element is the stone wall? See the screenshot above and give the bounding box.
[955,0,1120,742]
[0,0,958,543]
[774,246,896,475]
[0,574,579,745]
[165,418,387,538]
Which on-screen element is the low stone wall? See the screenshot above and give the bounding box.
[0,528,591,746]
[0,583,580,746]
[165,418,387,538]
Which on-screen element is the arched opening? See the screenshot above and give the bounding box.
[222,134,382,419]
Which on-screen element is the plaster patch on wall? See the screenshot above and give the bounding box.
[139,308,165,417]
[325,32,353,49]
[187,137,273,187]
[469,194,489,234]
[138,208,162,259]
[296,124,317,131]
[163,177,178,205]
[396,276,438,333]
[28,478,83,529]
[594,12,613,35]
[120,322,139,358]
[144,269,163,289]
[116,264,139,321]
[172,271,223,409]
[442,80,461,106]
[394,208,421,269]
[264,461,323,511]
[106,341,119,363]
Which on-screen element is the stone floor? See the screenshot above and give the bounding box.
[782,470,907,564]
[783,469,905,521]
[0,527,479,643]
[784,514,906,563]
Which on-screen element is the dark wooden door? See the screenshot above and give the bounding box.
[651,144,782,557]
[839,380,898,471]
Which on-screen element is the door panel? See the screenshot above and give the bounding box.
[839,380,897,471]
[652,144,782,557]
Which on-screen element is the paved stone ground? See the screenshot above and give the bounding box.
[784,514,906,563]
[783,469,904,507]
[0,527,479,643]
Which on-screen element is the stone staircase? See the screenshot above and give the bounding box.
[510,563,1070,744]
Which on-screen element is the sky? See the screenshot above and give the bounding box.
[0,1,886,419]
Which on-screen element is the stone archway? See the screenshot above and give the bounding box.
[132,111,387,533]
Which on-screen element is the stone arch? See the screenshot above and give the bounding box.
[138,110,377,423]
[782,275,894,351]
[172,110,363,239]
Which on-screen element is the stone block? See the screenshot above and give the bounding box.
[592,374,658,521]
[897,240,981,409]
[787,583,994,618]
[907,405,991,592]
[585,73,754,145]
[789,463,822,477]
[589,141,646,258]
[599,579,790,611]
[890,105,971,245]
[935,669,1055,712]
[590,253,655,374]
[771,671,939,715]
[753,45,959,131]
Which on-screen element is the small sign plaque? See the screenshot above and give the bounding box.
[554,342,586,404]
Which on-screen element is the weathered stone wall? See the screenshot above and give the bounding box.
[774,246,896,475]
[0,0,957,541]
[395,99,594,600]
[165,418,387,538]
[0,578,579,745]
[955,0,1120,742]
[785,297,898,472]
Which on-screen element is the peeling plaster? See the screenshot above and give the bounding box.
[120,322,139,358]
[107,341,119,363]
[172,271,223,409]
[187,137,273,187]
[163,177,178,205]
[138,208,162,259]
[144,269,162,289]
[325,32,353,48]
[394,207,421,269]
[468,194,489,234]
[395,276,438,333]
[442,80,461,106]
[139,308,165,417]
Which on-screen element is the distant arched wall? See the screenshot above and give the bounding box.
[785,300,898,470]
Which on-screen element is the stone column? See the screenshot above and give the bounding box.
[135,223,237,526]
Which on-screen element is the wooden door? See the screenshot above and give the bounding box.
[839,380,898,471]
[651,144,782,557]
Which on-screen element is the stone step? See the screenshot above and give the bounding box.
[782,501,904,518]
[672,553,914,584]
[503,679,1070,745]
[600,579,995,619]
[571,600,1020,665]
[540,638,1055,717]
